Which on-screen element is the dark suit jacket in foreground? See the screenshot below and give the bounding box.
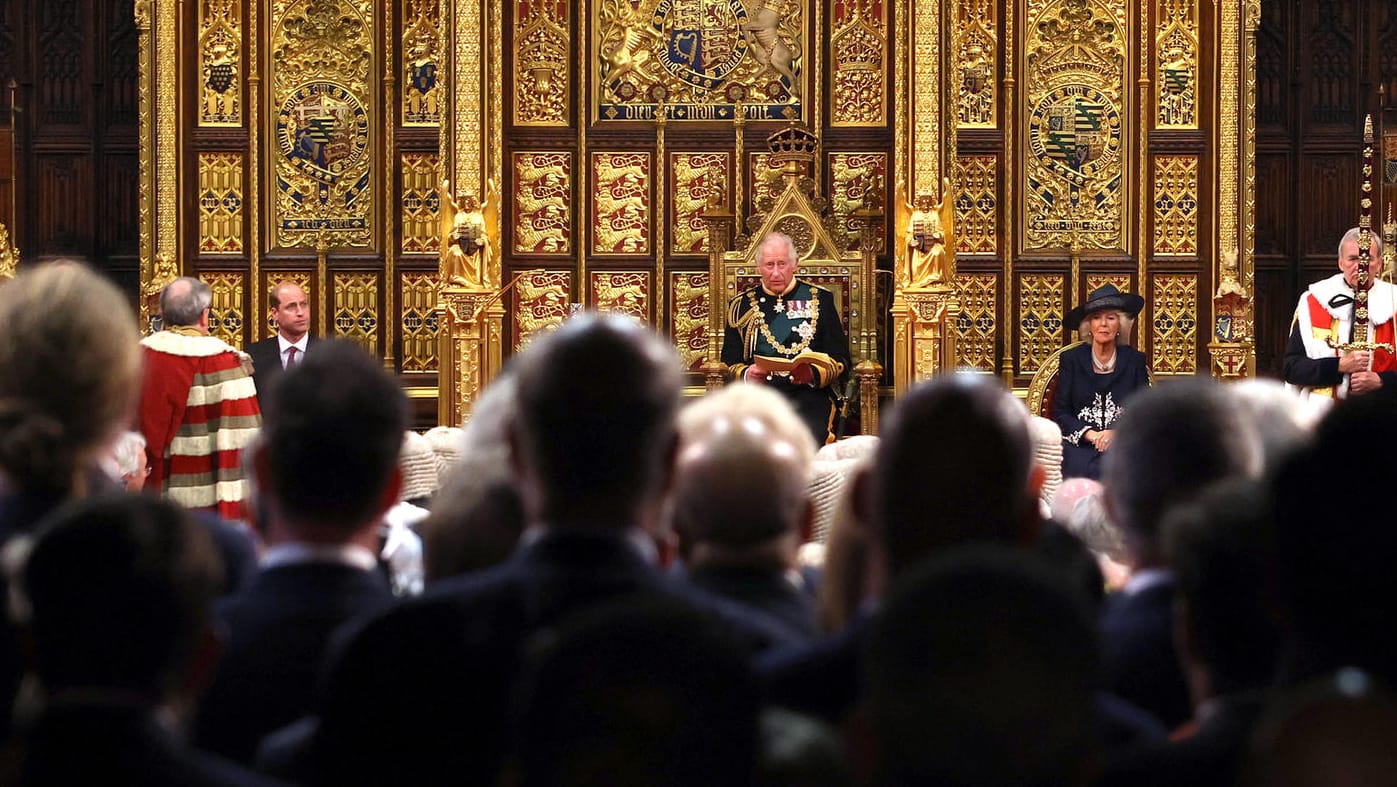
[246,336,318,406]
[14,702,281,786]
[1100,577,1192,729]
[275,528,799,786]
[193,562,395,764]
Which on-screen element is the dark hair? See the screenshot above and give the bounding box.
[261,340,408,529]
[1103,378,1257,565]
[23,494,222,698]
[873,374,1033,576]
[1271,392,1397,683]
[863,547,1098,787]
[512,314,682,525]
[1163,477,1281,695]
[515,597,760,787]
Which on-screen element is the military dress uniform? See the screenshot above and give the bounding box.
[723,279,852,445]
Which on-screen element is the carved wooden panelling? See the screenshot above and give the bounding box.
[1018,273,1064,374]
[1304,0,1356,126]
[830,153,886,251]
[1383,3,1397,102]
[39,0,85,128]
[1151,273,1197,374]
[1156,0,1197,128]
[332,272,380,354]
[956,0,995,127]
[830,0,886,127]
[102,153,141,256]
[671,272,709,371]
[513,151,571,254]
[952,272,996,371]
[402,0,442,126]
[0,1,14,91]
[591,152,650,255]
[1300,154,1358,257]
[199,0,241,126]
[953,155,996,254]
[36,154,89,253]
[198,153,244,254]
[205,272,246,349]
[1254,154,1289,256]
[514,0,568,126]
[107,0,139,126]
[512,269,570,350]
[590,270,650,321]
[671,153,728,255]
[1256,1,1286,129]
[400,272,440,372]
[1086,273,1132,296]
[1153,155,1198,256]
[400,153,440,254]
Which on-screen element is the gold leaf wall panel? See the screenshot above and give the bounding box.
[953,272,997,370]
[956,0,995,127]
[198,153,244,254]
[590,271,650,321]
[263,272,313,332]
[749,152,782,213]
[1086,273,1131,294]
[402,0,443,126]
[953,154,997,254]
[206,273,246,349]
[592,152,650,255]
[513,152,572,254]
[199,0,242,126]
[270,0,376,248]
[671,272,709,371]
[401,153,441,254]
[514,0,569,125]
[1156,0,1198,128]
[332,272,380,353]
[671,153,728,255]
[593,0,805,123]
[513,269,571,350]
[1018,273,1064,373]
[1153,155,1199,256]
[830,153,887,251]
[1024,0,1128,251]
[830,0,886,126]
[1151,273,1197,374]
[400,272,441,372]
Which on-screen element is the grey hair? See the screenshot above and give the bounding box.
[1076,310,1136,344]
[758,232,799,265]
[160,277,212,327]
[1339,226,1384,258]
[112,431,147,477]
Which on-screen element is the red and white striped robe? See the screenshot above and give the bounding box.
[138,328,261,520]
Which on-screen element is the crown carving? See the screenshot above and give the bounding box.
[767,124,818,171]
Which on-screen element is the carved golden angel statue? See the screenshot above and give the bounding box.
[895,176,955,289]
[0,222,17,282]
[440,178,500,289]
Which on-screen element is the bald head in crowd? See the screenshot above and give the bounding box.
[872,373,1040,578]
[670,385,817,564]
[510,313,685,531]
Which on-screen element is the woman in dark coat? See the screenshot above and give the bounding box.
[1053,284,1151,480]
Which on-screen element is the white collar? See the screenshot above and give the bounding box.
[262,541,378,572]
[1308,274,1397,325]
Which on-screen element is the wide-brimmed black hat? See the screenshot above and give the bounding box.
[1066,283,1144,326]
